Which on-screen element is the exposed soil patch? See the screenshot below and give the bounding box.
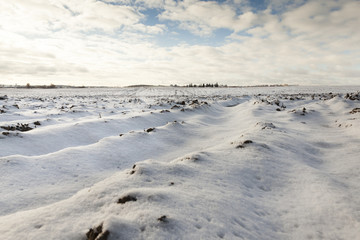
[236,140,253,149]
[191,100,199,105]
[345,93,360,101]
[86,223,109,240]
[145,128,155,133]
[117,195,137,204]
[256,122,276,130]
[158,215,168,223]
[180,154,201,162]
[1,123,33,132]
[350,108,360,114]
[289,107,308,116]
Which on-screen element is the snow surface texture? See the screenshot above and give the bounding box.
[1,87,360,240]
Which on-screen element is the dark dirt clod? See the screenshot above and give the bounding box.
[34,224,43,229]
[130,170,135,175]
[132,164,136,169]
[183,155,199,162]
[117,195,137,204]
[236,140,253,149]
[2,132,10,136]
[34,121,41,126]
[345,93,360,101]
[17,124,33,132]
[86,223,109,240]
[350,108,360,114]
[158,215,168,222]
[1,123,33,132]
[1,126,15,131]
[145,128,155,133]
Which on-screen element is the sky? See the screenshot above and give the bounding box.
[0,0,359,87]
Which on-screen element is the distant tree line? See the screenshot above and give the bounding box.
[25,83,56,89]
[183,83,227,88]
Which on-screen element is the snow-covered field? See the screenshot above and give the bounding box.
[1,86,360,239]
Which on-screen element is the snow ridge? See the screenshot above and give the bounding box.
[0,88,360,239]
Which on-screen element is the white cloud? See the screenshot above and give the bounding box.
[135,0,165,9]
[282,0,360,38]
[131,23,167,34]
[0,0,359,86]
[0,0,156,34]
[158,0,263,36]
[64,0,143,31]
[159,0,240,36]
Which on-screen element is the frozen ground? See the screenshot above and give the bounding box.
[0,86,360,239]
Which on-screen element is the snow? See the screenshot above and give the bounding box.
[0,86,360,239]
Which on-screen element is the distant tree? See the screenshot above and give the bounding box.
[26,83,31,88]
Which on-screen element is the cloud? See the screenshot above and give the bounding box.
[63,0,143,31]
[159,0,252,36]
[0,0,359,86]
[135,0,165,9]
[282,0,360,37]
[0,0,158,34]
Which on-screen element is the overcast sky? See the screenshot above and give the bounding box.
[0,0,359,87]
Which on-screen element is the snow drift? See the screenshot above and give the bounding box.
[0,87,360,239]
